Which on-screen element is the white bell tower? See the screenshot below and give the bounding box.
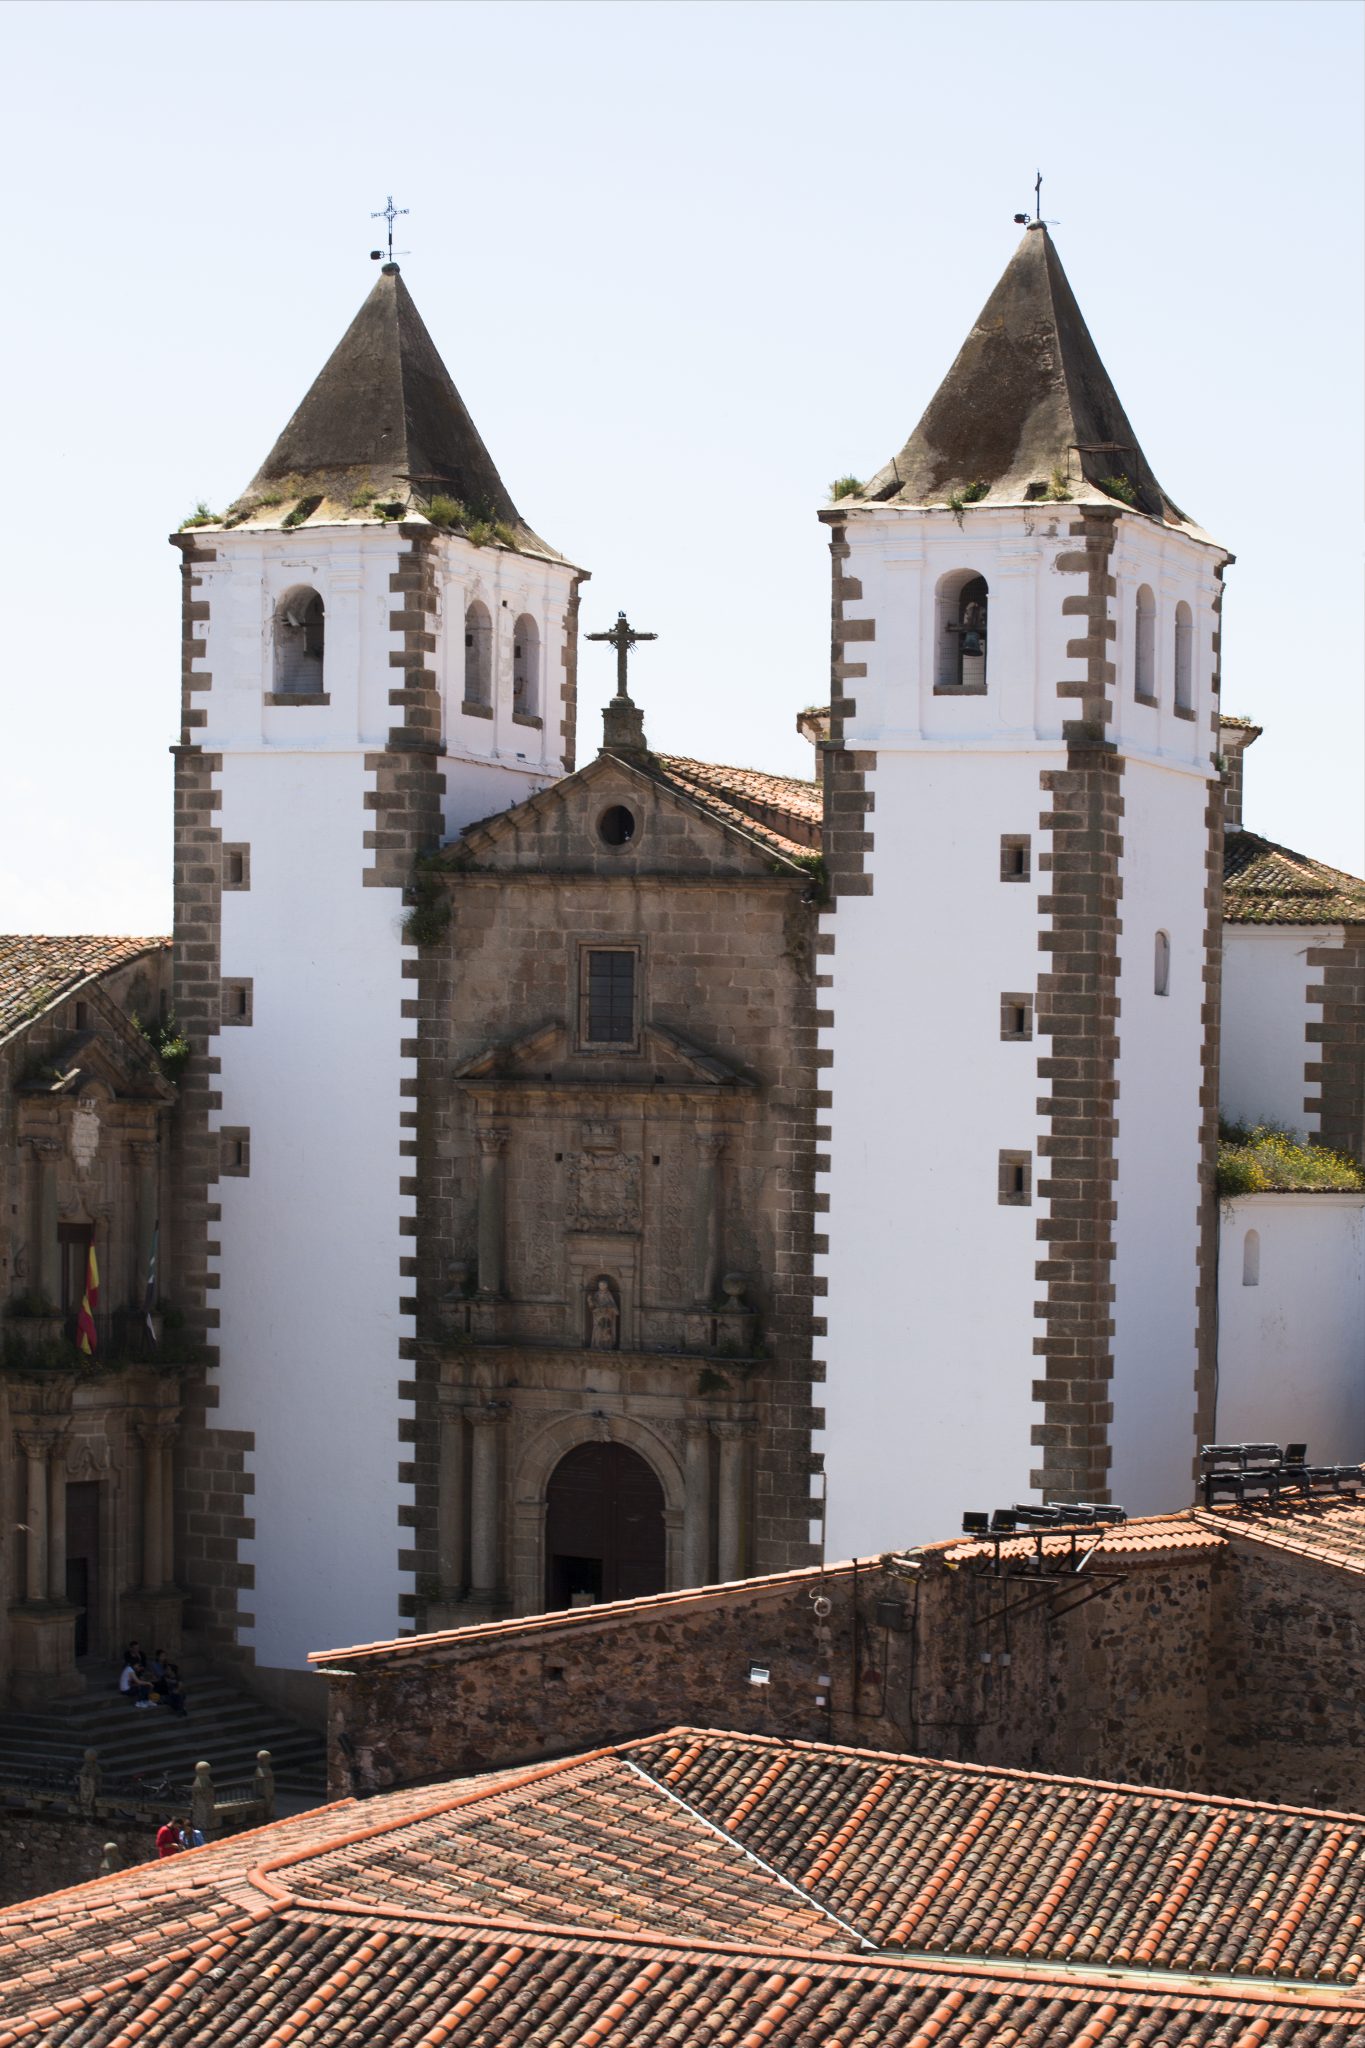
[170,264,585,1702]
[815,225,1231,1558]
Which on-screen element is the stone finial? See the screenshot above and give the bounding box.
[602,690,649,757]
[99,1841,121,1877]
[254,1749,276,1820]
[78,1748,101,1814]
[190,1760,215,1836]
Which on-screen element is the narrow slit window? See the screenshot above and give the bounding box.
[1242,1229,1260,1287]
[1000,835,1031,882]
[1154,930,1171,997]
[583,949,637,1045]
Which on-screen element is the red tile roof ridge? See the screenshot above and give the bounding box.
[310,1557,862,1664]
[923,1509,1228,1566]
[625,1726,1365,1829]
[1192,1505,1365,1574]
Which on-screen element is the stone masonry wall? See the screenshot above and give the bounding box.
[0,1815,150,1909]
[1210,1539,1365,1814]
[323,1546,1220,1800]
[1307,928,1365,1165]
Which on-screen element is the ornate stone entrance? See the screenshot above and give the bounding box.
[544,1442,666,1609]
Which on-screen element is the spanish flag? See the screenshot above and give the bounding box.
[75,1245,99,1358]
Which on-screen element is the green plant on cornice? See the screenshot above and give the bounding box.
[829,475,864,501]
[947,480,989,525]
[133,1009,190,1084]
[1045,466,1072,503]
[282,494,324,530]
[1097,473,1138,506]
[179,501,221,531]
[779,848,829,905]
[402,865,452,947]
[423,494,467,529]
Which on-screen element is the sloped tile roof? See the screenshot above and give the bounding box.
[4,1731,1365,2043]
[634,1730,1365,1983]
[1197,1499,1365,1576]
[1224,831,1365,926]
[655,755,822,859]
[932,1510,1228,1572]
[0,936,169,1046]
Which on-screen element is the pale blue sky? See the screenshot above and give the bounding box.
[0,0,1360,932]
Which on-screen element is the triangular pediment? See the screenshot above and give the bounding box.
[453,751,808,878]
[16,1023,174,1104]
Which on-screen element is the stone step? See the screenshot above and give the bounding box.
[0,1663,327,1797]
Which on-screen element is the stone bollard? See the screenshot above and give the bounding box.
[190,1760,215,1839]
[77,1748,101,1816]
[99,1841,121,1877]
[254,1749,276,1821]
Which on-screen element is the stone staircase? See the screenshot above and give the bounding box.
[0,1662,327,1811]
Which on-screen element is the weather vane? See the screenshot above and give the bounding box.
[587,611,657,699]
[370,195,410,264]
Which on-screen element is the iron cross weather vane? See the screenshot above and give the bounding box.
[587,612,657,698]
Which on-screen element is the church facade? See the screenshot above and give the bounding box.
[5,227,1359,1715]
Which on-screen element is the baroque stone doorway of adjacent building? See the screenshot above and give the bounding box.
[544,1443,666,1610]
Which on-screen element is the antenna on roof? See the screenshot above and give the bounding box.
[1013,169,1059,229]
[370,194,410,265]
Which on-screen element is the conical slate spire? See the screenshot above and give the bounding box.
[862,226,1194,529]
[235,265,555,553]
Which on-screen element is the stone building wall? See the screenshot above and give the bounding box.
[406,753,819,1628]
[321,1540,1219,1799]
[0,1815,150,1908]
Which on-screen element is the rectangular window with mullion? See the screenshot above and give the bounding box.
[584,949,637,1046]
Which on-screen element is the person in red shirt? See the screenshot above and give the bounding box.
[155,1819,183,1859]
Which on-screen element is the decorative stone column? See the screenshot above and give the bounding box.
[683,1420,712,1589]
[467,1407,502,1602]
[138,1423,173,1590]
[132,1140,159,1315]
[18,1432,52,1603]
[28,1140,61,1308]
[713,1421,751,1583]
[47,1434,70,1603]
[437,1400,467,1598]
[475,1128,509,1297]
[695,1132,728,1307]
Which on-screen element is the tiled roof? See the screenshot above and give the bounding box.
[932,1510,1228,1572]
[1197,1499,1365,1576]
[4,1731,1364,2043]
[1224,831,1365,925]
[635,1730,1365,1983]
[656,755,822,859]
[0,936,168,1046]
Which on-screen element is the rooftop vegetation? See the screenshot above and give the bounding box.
[1217,1120,1364,1197]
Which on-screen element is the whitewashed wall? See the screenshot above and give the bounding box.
[1217,1193,1365,1460]
[191,523,577,1677]
[1109,757,1208,1512]
[1221,926,1340,1138]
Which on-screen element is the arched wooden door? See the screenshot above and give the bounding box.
[545,1442,666,1610]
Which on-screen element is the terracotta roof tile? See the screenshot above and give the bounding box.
[1197,1499,1365,1576]
[3,1733,1364,2043]
[655,755,822,860]
[1223,831,1365,926]
[0,935,169,1044]
[930,1510,1228,1571]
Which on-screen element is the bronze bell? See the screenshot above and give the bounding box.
[960,629,983,656]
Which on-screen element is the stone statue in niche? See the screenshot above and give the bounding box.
[586,1275,620,1350]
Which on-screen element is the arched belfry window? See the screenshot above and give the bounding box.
[1154,929,1171,996]
[1134,585,1156,702]
[512,613,540,717]
[274,587,325,695]
[464,600,493,710]
[934,570,989,692]
[1173,600,1194,714]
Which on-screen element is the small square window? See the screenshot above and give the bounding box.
[223,845,250,891]
[1000,993,1034,1041]
[220,1128,250,1177]
[998,1150,1032,1206]
[221,979,253,1026]
[581,948,638,1047]
[1000,835,1031,883]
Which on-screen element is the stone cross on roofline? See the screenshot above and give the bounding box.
[588,610,656,757]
